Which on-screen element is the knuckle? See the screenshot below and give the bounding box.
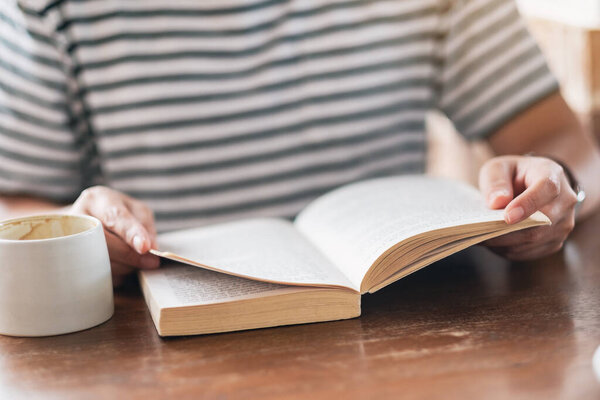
[542,175,561,199]
[524,228,542,243]
[550,241,564,254]
[552,161,565,176]
[482,157,506,171]
[562,218,575,236]
[565,189,578,207]
[110,205,126,218]
[77,185,114,207]
[480,160,493,175]
[102,205,125,228]
[82,185,108,198]
[480,158,504,177]
[78,188,92,202]
[545,203,565,224]
[481,158,496,169]
[78,187,96,203]
[530,230,544,243]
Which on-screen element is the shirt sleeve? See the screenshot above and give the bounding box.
[436,0,559,140]
[0,1,99,202]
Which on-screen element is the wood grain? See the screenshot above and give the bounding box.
[1,213,600,400]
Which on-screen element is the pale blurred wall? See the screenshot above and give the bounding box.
[518,0,600,138]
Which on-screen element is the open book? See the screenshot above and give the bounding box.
[140,176,549,336]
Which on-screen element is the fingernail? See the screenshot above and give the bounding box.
[506,206,525,224]
[133,235,145,254]
[141,254,160,269]
[489,189,510,202]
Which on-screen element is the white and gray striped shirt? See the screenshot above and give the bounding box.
[0,0,558,231]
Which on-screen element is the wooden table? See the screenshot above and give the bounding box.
[1,214,599,400]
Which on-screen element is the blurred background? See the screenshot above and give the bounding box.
[428,0,600,184]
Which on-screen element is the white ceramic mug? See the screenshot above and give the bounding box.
[0,214,114,336]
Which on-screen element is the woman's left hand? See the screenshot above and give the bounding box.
[479,155,578,260]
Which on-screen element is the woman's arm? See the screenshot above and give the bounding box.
[478,91,600,260]
[486,91,600,219]
[0,195,65,220]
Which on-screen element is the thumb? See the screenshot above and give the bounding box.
[479,157,515,209]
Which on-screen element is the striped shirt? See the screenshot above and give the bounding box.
[0,0,558,232]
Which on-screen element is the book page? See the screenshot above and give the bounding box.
[295,175,549,290]
[152,218,356,290]
[140,264,311,308]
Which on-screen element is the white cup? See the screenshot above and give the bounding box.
[0,214,114,336]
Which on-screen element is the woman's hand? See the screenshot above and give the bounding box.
[479,155,578,260]
[70,186,160,286]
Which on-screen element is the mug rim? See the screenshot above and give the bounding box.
[0,214,101,244]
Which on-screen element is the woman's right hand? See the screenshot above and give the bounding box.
[70,186,160,286]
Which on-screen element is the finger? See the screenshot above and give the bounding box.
[110,262,136,288]
[105,230,160,269]
[504,171,562,225]
[89,195,153,254]
[501,240,564,261]
[125,198,158,248]
[479,157,516,209]
[111,262,135,278]
[490,238,556,256]
[483,225,552,247]
[484,200,564,247]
